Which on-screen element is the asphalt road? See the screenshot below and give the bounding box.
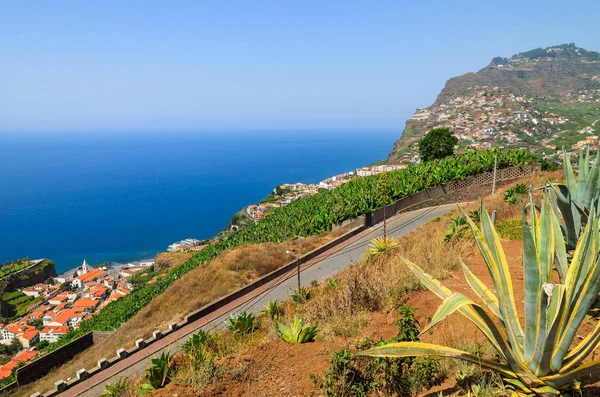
[60,203,457,397]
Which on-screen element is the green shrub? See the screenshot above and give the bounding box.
[327,279,339,289]
[503,188,518,204]
[314,305,443,396]
[182,330,211,366]
[365,236,399,261]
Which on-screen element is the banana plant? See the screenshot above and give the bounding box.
[360,197,600,395]
[548,147,600,249]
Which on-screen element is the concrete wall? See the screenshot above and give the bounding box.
[17,333,94,386]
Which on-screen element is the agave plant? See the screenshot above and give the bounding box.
[327,279,339,289]
[365,236,400,261]
[514,183,528,195]
[182,329,211,364]
[277,316,318,343]
[360,196,600,395]
[443,216,467,242]
[100,378,128,397]
[504,188,518,205]
[263,299,282,320]
[227,311,257,334]
[291,286,311,303]
[139,352,173,393]
[548,147,600,249]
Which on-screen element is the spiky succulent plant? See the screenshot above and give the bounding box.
[360,193,600,395]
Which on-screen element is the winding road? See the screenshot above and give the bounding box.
[54,204,458,397]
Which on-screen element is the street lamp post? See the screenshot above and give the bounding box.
[286,250,301,291]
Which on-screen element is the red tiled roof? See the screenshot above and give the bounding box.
[41,326,69,335]
[0,368,11,380]
[73,298,100,309]
[15,350,37,362]
[20,330,39,341]
[75,268,106,283]
[49,309,79,325]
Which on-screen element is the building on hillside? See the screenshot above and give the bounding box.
[140,259,155,267]
[1,323,36,341]
[46,309,86,328]
[40,326,69,343]
[17,330,39,348]
[120,266,146,278]
[76,259,93,276]
[0,351,38,379]
[167,239,201,252]
[71,268,106,289]
[73,298,100,312]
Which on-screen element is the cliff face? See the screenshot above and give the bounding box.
[387,44,600,162]
[5,260,57,290]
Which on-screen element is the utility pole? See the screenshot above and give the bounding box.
[286,250,301,291]
[492,154,498,194]
[379,172,389,240]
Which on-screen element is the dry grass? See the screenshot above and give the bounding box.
[294,211,478,341]
[21,228,349,396]
[293,171,564,341]
[154,251,194,268]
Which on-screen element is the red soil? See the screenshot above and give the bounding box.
[150,240,600,396]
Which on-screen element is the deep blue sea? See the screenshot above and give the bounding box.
[0,130,399,274]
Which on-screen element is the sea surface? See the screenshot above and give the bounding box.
[0,130,399,274]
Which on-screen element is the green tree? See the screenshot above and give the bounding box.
[418,128,458,162]
[35,340,50,350]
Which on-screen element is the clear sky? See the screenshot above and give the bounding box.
[1,1,599,133]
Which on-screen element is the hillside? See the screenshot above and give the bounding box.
[89,171,572,396]
[388,43,600,162]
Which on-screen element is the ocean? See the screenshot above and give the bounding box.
[0,130,399,274]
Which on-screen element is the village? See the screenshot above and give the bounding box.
[242,164,406,223]
[395,83,600,164]
[0,259,145,379]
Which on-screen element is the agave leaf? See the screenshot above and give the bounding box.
[358,341,517,379]
[540,358,600,390]
[553,212,600,370]
[421,293,477,334]
[521,204,548,369]
[460,205,524,359]
[277,322,292,342]
[562,318,600,372]
[402,258,529,374]
[460,259,503,320]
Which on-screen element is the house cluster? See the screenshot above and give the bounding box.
[570,88,600,103]
[167,239,203,252]
[395,80,600,163]
[0,350,38,380]
[356,164,406,177]
[0,259,133,375]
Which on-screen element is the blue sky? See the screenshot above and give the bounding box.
[1,1,599,133]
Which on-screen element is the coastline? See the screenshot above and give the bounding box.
[1,130,401,275]
[54,157,403,278]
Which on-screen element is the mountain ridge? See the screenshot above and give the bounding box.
[388,43,600,162]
